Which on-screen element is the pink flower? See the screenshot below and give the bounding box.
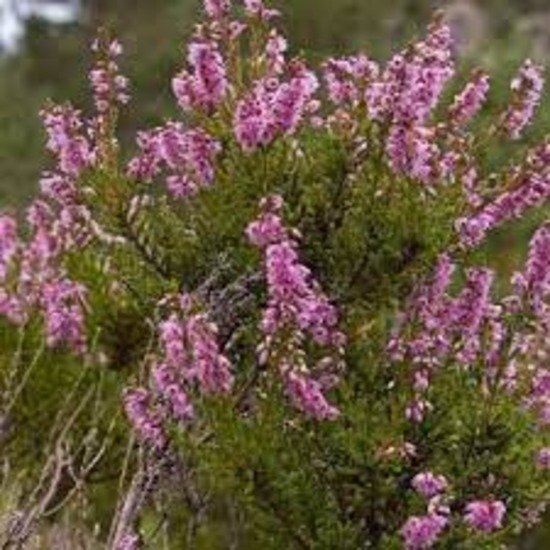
[116,533,140,550]
[127,123,221,198]
[40,277,87,353]
[367,19,454,124]
[285,371,340,420]
[464,500,506,533]
[385,124,439,184]
[187,311,234,394]
[449,70,490,127]
[411,472,449,498]
[457,143,550,248]
[400,513,447,549]
[172,40,228,114]
[503,59,544,139]
[234,66,318,152]
[40,104,93,176]
[323,54,379,105]
[406,399,432,423]
[537,448,550,469]
[123,388,166,449]
[89,36,130,114]
[203,0,231,18]
[247,196,345,419]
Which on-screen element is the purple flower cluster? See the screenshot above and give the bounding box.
[173,39,228,114]
[514,222,550,314]
[456,141,550,247]
[390,255,498,371]
[389,254,508,424]
[203,0,231,19]
[364,19,454,183]
[0,197,89,351]
[124,294,232,446]
[386,124,439,184]
[0,35,141,351]
[128,123,221,198]
[323,54,379,106]
[402,473,508,545]
[116,532,141,550]
[411,471,449,499]
[234,64,319,152]
[448,70,490,127]
[400,513,448,550]
[367,18,454,125]
[89,37,130,114]
[464,500,506,533]
[123,388,167,450]
[503,59,544,140]
[247,196,345,420]
[40,103,93,177]
[243,0,280,21]
[41,277,87,353]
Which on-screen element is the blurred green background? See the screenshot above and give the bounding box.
[0,1,549,548]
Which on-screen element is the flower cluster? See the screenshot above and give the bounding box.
[400,513,448,550]
[234,63,319,152]
[448,69,490,127]
[323,54,379,106]
[0,35,134,350]
[456,140,550,247]
[502,59,544,140]
[124,294,232,447]
[127,123,221,198]
[389,254,500,374]
[172,40,228,114]
[40,103,94,177]
[247,195,345,420]
[89,36,130,114]
[203,0,231,19]
[0,199,89,351]
[411,471,449,499]
[464,500,507,533]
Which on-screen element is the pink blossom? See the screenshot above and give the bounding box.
[537,448,550,469]
[449,70,490,127]
[247,196,345,419]
[151,362,194,423]
[234,66,318,152]
[203,0,231,18]
[40,277,87,353]
[127,123,221,198]
[464,500,506,533]
[243,0,279,20]
[265,30,287,75]
[323,54,379,105]
[0,215,19,282]
[367,19,454,124]
[172,40,228,113]
[284,371,340,420]
[400,513,447,550]
[187,311,234,394]
[406,399,432,423]
[40,104,93,176]
[89,37,130,114]
[385,124,439,184]
[116,533,140,550]
[503,59,544,139]
[411,472,449,498]
[123,388,166,449]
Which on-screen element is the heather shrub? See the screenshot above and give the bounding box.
[3,2,550,549]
